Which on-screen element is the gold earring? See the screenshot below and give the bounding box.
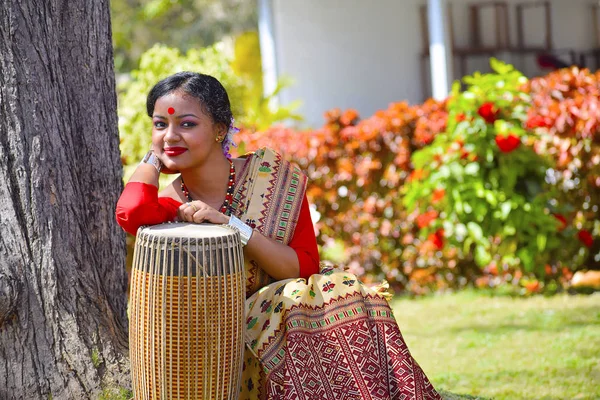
[216,136,223,143]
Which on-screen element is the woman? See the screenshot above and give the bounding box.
[116,71,441,400]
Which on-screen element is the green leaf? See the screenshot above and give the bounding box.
[465,163,480,176]
[475,245,492,267]
[449,163,463,179]
[443,220,455,236]
[536,234,547,252]
[494,119,509,134]
[485,191,498,206]
[517,249,534,273]
[463,202,473,214]
[500,202,512,220]
[467,222,484,243]
[463,237,474,254]
[455,223,468,240]
[438,165,451,179]
[503,225,516,236]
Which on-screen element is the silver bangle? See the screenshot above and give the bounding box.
[228,215,253,246]
[141,150,163,172]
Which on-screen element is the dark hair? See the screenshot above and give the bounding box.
[146,71,233,128]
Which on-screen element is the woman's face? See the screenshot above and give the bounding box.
[151,91,226,171]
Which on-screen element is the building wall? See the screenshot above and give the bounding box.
[271,0,594,128]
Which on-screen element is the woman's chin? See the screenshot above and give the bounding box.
[162,160,185,174]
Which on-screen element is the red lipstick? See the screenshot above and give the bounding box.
[164,147,187,157]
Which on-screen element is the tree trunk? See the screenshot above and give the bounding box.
[0,1,130,398]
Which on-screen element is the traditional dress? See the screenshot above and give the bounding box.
[116,148,441,400]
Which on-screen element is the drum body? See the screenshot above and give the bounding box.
[129,223,245,400]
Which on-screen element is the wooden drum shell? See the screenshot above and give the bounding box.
[129,223,245,400]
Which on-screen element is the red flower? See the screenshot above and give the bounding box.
[428,229,445,250]
[495,134,521,153]
[432,188,445,204]
[456,113,467,122]
[553,214,567,231]
[416,210,437,229]
[477,102,500,124]
[525,115,551,129]
[578,230,594,248]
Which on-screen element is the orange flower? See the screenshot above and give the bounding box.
[408,169,427,182]
[416,210,437,229]
[323,108,341,123]
[456,113,467,122]
[340,109,359,126]
[525,280,541,293]
[561,267,573,280]
[432,188,445,204]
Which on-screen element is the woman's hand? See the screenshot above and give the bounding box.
[178,201,229,224]
[153,144,179,174]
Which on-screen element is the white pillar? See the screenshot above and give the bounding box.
[258,0,278,103]
[428,0,450,100]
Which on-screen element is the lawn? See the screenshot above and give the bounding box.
[391,291,600,400]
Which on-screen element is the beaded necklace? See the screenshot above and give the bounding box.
[180,158,235,214]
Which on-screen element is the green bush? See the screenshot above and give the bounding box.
[236,60,598,294]
[403,59,561,277]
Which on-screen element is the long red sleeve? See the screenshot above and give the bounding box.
[115,182,181,235]
[115,182,320,278]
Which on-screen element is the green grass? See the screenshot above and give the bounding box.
[390,291,600,400]
[97,387,132,400]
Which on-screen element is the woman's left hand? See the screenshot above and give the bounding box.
[178,201,229,224]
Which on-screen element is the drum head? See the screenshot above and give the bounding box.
[133,222,243,277]
[139,222,236,239]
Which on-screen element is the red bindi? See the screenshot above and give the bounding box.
[168,107,175,115]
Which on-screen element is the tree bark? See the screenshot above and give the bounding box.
[0,1,130,398]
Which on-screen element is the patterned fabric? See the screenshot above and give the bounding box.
[234,148,440,399]
[230,148,308,296]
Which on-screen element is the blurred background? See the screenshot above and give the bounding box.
[113,2,599,396]
[113,0,600,126]
[114,0,599,294]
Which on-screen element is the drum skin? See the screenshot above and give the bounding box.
[129,223,245,400]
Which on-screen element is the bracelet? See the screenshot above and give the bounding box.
[141,150,163,173]
[227,215,253,246]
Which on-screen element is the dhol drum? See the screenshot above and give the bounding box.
[129,223,245,400]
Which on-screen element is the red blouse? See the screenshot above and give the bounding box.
[115,182,320,279]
